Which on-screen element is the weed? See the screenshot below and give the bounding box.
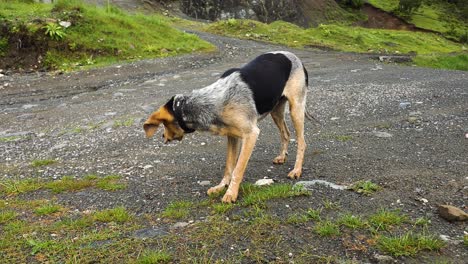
[414,217,431,227]
[211,202,234,214]
[93,206,131,223]
[377,232,445,256]
[350,180,381,195]
[34,203,62,216]
[306,208,322,221]
[45,176,93,193]
[369,209,407,231]
[241,183,310,207]
[113,118,135,128]
[0,210,17,224]
[137,250,172,264]
[0,136,21,142]
[31,159,57,167]
[96,175,126,191]
[322,198,340,210]
[0,178,43,195]
[43,23,66,40]
[286,212,310,224]
[161,201,193,220]
[337,213,367,229]
[314,220,340,237]
[464,235,468,247]
[335,135,353,142]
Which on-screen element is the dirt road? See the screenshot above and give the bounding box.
[1,32,467,262]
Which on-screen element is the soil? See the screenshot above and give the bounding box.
[1,30,467,262]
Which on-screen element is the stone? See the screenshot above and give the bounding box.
[438,205,468,221]
[254,178,274,186]
[198,180,211,186]
[399,102,411,109]
[22,104,38,109]
[295,180,347,191]
[372,131,393,138]
[132,227,168,239]
[171,222,189,229]
[113,92,124,98]
[373,253,395,263]
[59,21,71,28]
[50,142,67,151]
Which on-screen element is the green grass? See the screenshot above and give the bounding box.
[161,200,193,220]
[0,136,22,142]
[337,213,367,229]
[369,209,407,231]
[350,180,381,195]
[0,175,126,196]
[93,206,132,223]
[137,250,172,264]
[286,212,311,224]
[241,183,310,207]
[31,159,57,167]
[314,220,341,237]
[0,210,18,224]
[322,198,340,210]
[207,19,462,55]
[34,203,62,216]
[0,0,214,71]
[306,208,322,221]
[113,118,135,128]
[413,54,468,71]
[377,232,445,256]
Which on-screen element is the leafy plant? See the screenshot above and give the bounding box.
[43,23,66,40]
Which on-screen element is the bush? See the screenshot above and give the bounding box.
[398,0,422,15]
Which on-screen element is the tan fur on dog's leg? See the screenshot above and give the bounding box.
[288,98,306,179]
[207,136,240,195]
[271,99,290,164]
[222,127,259,203]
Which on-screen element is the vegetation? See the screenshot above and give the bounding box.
[350,180,381,195]
[377,232,445,256]
[0,0,214,71]
[31,159,57,167]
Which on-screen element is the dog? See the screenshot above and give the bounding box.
[144,51,313,203]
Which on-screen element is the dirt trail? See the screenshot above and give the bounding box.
[1,32,467,262]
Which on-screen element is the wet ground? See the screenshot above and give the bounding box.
[1,32,467,262]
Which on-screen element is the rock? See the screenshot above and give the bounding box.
[198,180,211,186]
[171,222,189,229]
[373,253,395,263]
[22,104,38,109]
[104,112,117,116]
[295,180,348,191]
[378,55,412,63]
[59,21,71,28]
[50,142,67,151]
[254,178,274,186]
[143,165,153,170]
[16,113,35,120]
[399,102,411,109]
[132,227,168,239]
[439,234,462,245]
[438,205,468,221]
[113,92,124,98]
[372,131,393,138]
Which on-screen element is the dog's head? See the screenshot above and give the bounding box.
[143,97,185,143]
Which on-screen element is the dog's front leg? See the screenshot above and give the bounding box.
[207,136,240,196]
[222,127,259,203]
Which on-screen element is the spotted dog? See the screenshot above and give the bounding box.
[144,51,313,203]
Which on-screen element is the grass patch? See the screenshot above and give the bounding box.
[337,213,367,229]
[0,210,17,224]
[369,209,407,231]
[211,202,234,214]
[414,217,431,228]
[161,200,193,220]
[206,19,462,55]
[137,250,172,264]
[306,208,322,221]
[0,178,43,195]
[322,198,340,210]
[286,212,311,224]
[314,220,341,237]
[93,206,131,223]
[413,54,468,71]
[34,203,62,216]
[0,136,22,142]
[45,176,94,193]
[113,118,135,128]
[0,0,214,71]
[96,175,126,191]
[377,232,445,256]
[31,159,57,167]
[350,180,381,195]
[241,183,310,207]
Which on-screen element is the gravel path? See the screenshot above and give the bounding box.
[1,32,467,262]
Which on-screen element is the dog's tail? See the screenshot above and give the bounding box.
[303,65,321,124]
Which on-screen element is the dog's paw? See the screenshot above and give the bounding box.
[207,184,226,195]
[287,168,302,179]
[222,190,238,203]
[273,155,286,164]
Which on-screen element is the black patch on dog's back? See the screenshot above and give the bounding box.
[221,68,240,78]
[239,53,292,114]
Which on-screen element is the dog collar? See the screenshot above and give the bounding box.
[172,96,195,134]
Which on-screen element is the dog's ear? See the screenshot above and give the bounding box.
[143,101,175,138]
[143,112,162,138]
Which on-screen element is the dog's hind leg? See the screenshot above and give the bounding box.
[222,126,259,203]
[271,98,290,165]
[207,136,240,196]
[287,96,307,179]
